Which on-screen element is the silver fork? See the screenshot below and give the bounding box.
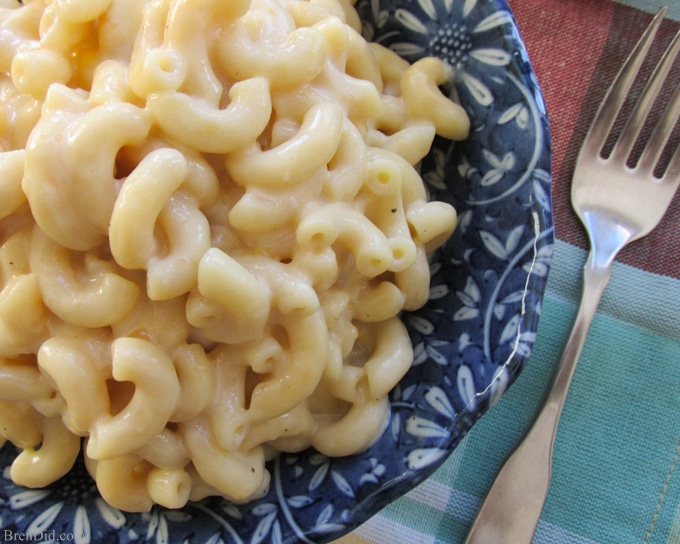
[465,7,680,544]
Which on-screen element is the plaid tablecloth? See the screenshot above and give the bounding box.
[336,1,680,543]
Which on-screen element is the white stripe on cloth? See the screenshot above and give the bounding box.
[535,520,602,544]
[350,516,437,544]
[543,240,680,340]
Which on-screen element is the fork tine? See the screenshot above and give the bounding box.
[636,28,680,177]
[612,26,680,165]
[583,7,666,156]
[662,143,680,186]
[654,96,680,184]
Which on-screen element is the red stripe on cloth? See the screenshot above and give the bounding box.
[508,0,680,279]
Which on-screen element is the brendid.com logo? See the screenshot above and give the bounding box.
[3,530,76,541]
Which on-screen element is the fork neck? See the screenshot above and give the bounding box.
[579,210,636,274]
[545,210,634,421]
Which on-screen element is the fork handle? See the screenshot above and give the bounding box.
[465,249,615,544]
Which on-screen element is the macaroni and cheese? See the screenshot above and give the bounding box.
[0,0,469,511]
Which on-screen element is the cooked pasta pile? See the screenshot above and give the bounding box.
[0,0,469,511]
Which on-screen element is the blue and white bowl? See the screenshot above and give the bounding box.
[0,0,553,542]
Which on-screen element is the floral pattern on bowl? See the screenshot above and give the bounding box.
[0,0,553,542]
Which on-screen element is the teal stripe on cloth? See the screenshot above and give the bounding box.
[548,242,680,342]
[669,498,680,542]
[543,301,680,543]
[353,239,680,543]
[614,0,680,21]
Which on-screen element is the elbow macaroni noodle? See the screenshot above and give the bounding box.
[0,0,469,511]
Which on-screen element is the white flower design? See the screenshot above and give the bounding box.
[143,508,193,544]
[1,463,126,544]
[385,0,514,107]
